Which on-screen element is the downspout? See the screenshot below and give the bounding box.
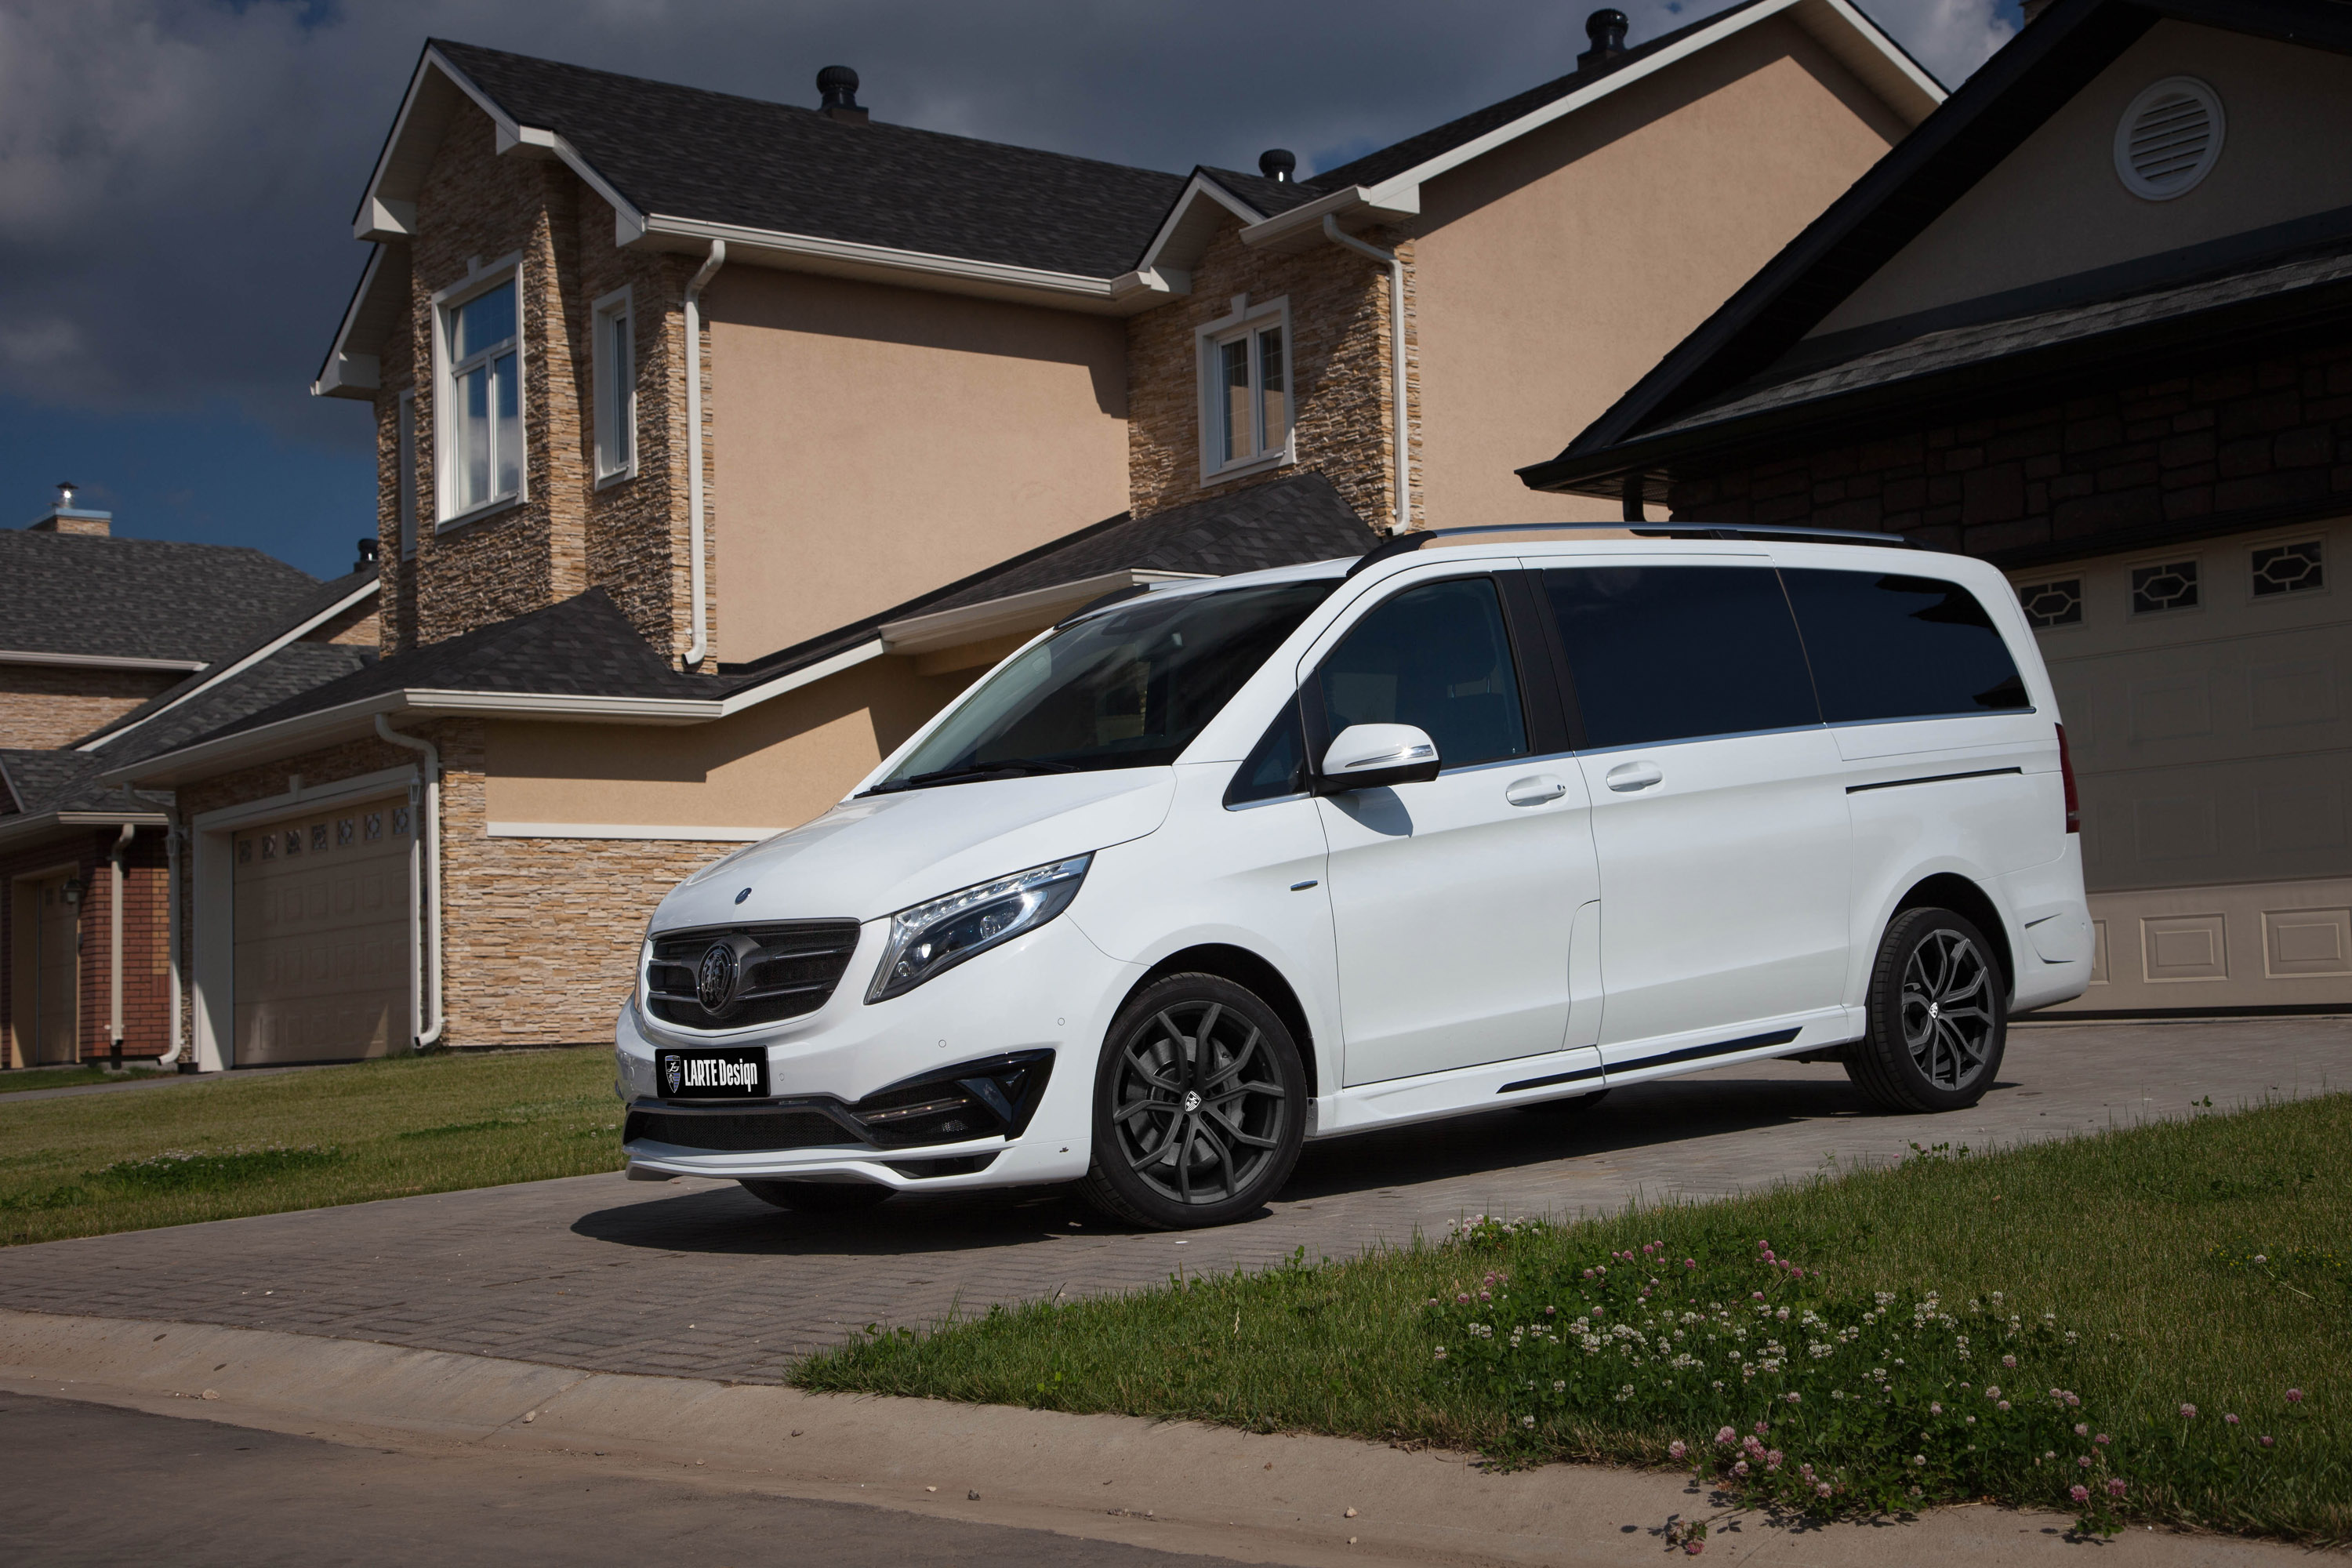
[1323,215,1412,535]
[374,716,445,1050]
[166,824,186,1070]
[109,822,132,1059]
[682,239,727,670]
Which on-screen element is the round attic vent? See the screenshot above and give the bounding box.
[2114,76,2223,201]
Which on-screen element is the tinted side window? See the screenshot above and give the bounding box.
[1542,565,1818,748]
[1225,699,1308,807]
[1780,570,2031,723]
[1316,577,1528,768]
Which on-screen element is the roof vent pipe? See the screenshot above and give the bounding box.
[817,65,869,123]
[1578,8,1629,67]
[1259,148,1297,183]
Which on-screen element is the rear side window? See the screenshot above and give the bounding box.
[1780,570,2031,723]
[1315,577,1528,768]
[1542,565,1818,748]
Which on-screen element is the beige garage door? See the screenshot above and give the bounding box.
[232,796,412,1064]
[2015,518,2350,1011]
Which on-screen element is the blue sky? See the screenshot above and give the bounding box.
[0,0,2023,581]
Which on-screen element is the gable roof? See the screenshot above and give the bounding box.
[0,528,321,666]
[1519,0,2352,499]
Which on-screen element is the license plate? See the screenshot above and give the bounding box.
[657,1048,768,1100]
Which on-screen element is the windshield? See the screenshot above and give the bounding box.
[869,581,1332,791]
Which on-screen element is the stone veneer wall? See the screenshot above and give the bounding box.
[1127,216,1421,531]
[371,111,698,662]
[1665,343,2352,561]
[0,667,182,751]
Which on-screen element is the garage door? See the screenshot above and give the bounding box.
[2014,518,2350,1011]
[232,796,412,1064]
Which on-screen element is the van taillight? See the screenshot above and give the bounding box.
[2056,724,2080,834]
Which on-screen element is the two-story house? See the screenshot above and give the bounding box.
[2,495,379,1067]
[1522,0,2352,1014]
[109,0,1944,1069]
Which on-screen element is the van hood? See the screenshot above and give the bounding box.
[655,769,1177,931]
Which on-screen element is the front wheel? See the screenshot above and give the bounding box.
[1082,973,1307,1230]
[1846,906,2006,1112]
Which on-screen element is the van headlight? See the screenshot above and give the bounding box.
[867,855,1092,1003]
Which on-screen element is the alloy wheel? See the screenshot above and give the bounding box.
[1107,1000,1288,1207]
[1900,929,1994,1092]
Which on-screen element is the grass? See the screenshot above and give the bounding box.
[797,1094,2351,1544]
[0,1064,171,1096]
[0,1047,624,1246]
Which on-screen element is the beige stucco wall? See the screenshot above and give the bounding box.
[1817,21,2352,338]
[1414,15,1909,528]
[482,654,981,833]
[705,269,1129,662]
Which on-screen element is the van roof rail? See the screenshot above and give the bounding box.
[1344,521,1928,578]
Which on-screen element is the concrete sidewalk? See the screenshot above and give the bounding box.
[0,1308,2301,1567]
[0,1017,2337,1379]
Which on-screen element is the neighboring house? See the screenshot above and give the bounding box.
[1521,0,2352,1014]
[107,0,1943,1069]
[0,501,380,1068]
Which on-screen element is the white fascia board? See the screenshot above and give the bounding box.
[877,571,1210,655]
[313,243,392,401]
[1349,0,1943,212]
[486,821,783,842]
[77,579,382,753]
[635,214,1163,316]
[0,807,169,851]
[1134,174,1268,278]
[716,637,889,715]
[1236,184,1420,252]
[1,649,208,673]
[97,691,408,787]
[1789,0,1945,123]
[399,688,720,722]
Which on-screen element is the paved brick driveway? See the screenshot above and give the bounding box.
[0,1018,2339,1381]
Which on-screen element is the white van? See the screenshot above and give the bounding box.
[617,524,2092,1229]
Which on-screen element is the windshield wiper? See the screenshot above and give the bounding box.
[865,759,1078,795]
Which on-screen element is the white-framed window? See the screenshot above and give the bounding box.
[431,258,524,525]
[1196,294,1293,483]
[591,287,636,484]
[396,390,417,558]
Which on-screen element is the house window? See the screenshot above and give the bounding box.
[592,289,636,483]
[2129,559,2199,615]
[1197,296,1293,480]
[397,390,417,558]
[436,269,522,521]
[2251,540,2322,597]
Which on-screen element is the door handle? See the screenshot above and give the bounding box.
[1604,760,1664,792]
[1505,774,1569,807]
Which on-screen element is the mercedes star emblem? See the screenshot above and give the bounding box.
[695,942,739,1014]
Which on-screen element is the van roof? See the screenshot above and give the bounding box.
[1343,521,1929,579]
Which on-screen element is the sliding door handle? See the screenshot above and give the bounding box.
[1604,760,1664,792]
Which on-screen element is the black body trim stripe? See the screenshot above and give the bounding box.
[1847,766,2022,795]
[1497,1027,1805,1094]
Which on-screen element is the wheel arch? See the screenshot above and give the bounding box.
[1128,942,1319,1100]
[1893,873,2015,1000]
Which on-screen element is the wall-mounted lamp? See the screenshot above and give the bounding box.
[60,876,83,906]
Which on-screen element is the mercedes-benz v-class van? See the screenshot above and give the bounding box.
[617,524,2092,1229]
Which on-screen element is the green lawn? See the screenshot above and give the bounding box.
[0,1064,171,1096]
[799,1095,2350,1544]
[0,1047,623,1246]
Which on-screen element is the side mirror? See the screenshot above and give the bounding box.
[1316,724,1441,793]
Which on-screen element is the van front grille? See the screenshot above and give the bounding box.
[624,1109,858,1152]
[646,920,862,1029]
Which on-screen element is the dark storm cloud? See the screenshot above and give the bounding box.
[0,0,2011,455]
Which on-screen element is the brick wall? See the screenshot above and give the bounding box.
[1127,216,1419,531]
[0,666,182,751]
[1666,342,2352,561]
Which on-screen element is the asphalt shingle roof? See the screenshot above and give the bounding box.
[0,528,320,663]
[434,40,1189,281]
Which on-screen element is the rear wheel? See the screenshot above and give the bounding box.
[1082,973,1306,1230]
[739,1178,891,1214]
[1846,906,2006,1112]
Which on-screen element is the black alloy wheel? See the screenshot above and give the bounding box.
[1083,973,1306,1230]
[739,1178,892,1214]
[1846,906,2007,1113]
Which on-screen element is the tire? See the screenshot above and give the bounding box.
[739,1178,892,1214]
[1081,972,1307,1230]
[1845,906,2007,1113]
